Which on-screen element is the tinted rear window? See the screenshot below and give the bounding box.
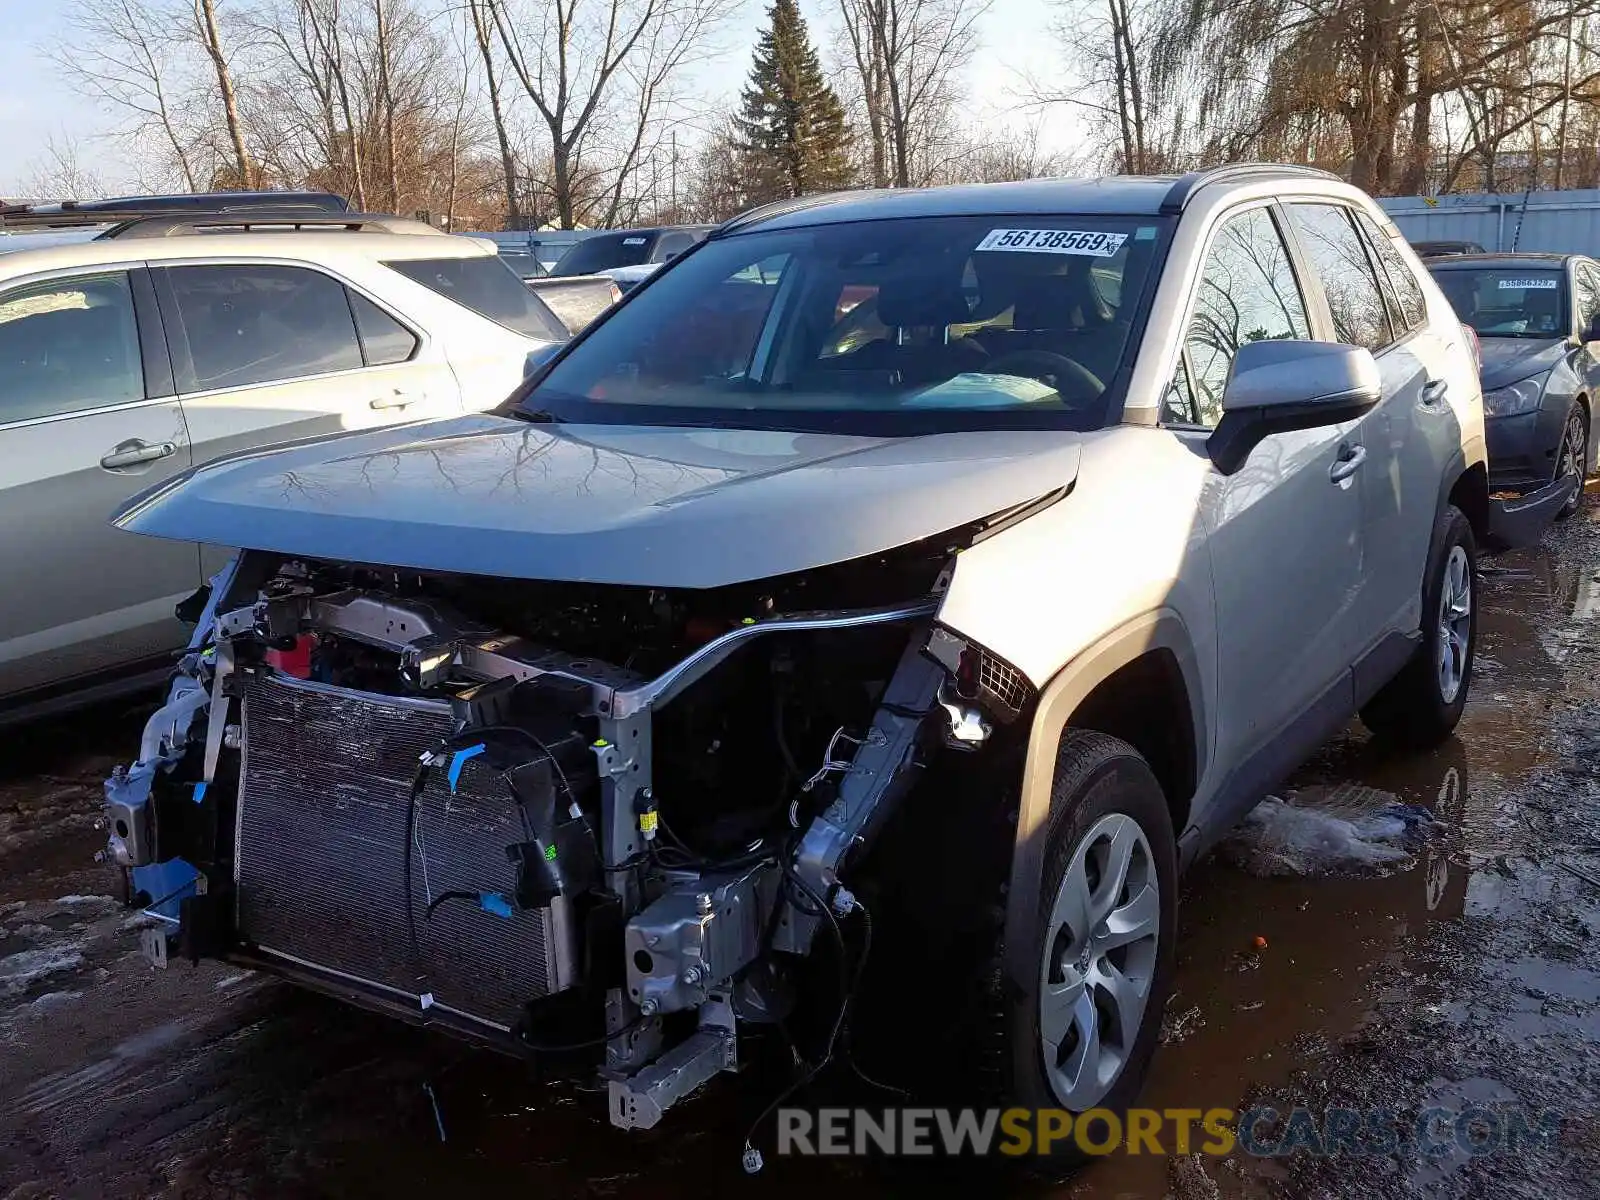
[386,256,565,340]
[552,233,658,275]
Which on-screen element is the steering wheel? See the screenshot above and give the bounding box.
[983,350,1105,403]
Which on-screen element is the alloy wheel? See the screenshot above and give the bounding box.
[1037,812,1160,1109]
[1558,408,1587,516]
[1436,544,1473,705]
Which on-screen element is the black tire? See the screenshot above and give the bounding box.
[1360,504,1477,746]
[1555,401,1589,521]
[981,729,1178,1164]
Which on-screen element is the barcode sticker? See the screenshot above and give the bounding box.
[975,228,1128,257]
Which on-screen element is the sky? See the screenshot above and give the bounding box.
[0,0,1088,198]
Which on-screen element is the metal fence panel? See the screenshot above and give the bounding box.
[1379,190,1600,254]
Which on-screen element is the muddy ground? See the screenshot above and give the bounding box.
[2,502,1599,1200]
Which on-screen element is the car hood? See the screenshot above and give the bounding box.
[1477,337,1568,391]
[114,415,1082,587]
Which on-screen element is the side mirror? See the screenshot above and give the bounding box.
[1207,340,1381,474]
[1583,315,1600,344]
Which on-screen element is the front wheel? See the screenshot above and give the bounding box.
[1555,401,1589,521]
[983,730,1177,1161]
[1360,504,1477,746]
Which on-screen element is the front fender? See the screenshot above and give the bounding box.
[998,608,1206,993]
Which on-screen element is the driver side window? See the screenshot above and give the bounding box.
[1166,206,1311,428]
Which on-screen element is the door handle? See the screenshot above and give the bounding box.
[100,440,177,469]
[1421,378,1449,407]
[370,390,420,410]
[1329,443,1367,483]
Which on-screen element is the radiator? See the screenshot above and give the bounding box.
[235,671,577,1031]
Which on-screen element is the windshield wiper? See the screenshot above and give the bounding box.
[502,404,561,423]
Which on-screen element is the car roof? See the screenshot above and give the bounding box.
[0,226,496,281]
[1426,253,1577,270]
[712,165,1365,236]
[720,177,1182,233]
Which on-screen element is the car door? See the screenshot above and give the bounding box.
[1354,207,1478,645]
[154,260,463,471]
[1164,203,1367,768]
[155,261,464,577]
[1282,201,1432,659]
[0,266,198,701]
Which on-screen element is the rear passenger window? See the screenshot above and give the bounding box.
[1287,204,1390,351]
[165,264,363,391]
[1355,210,1428,332]
[1174,206,1311,428]
[349,291,418,365]
[0,272,144,423]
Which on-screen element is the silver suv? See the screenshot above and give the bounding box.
[0,211,565,723]
[106,165,1491,1153]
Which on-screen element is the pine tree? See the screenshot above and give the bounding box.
[735,0,854,204]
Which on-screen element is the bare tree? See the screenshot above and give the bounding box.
[475,0,733,228]
[927,120,1071,184]
[22,135,108,199]
[469,0,520,224]
[1029,0,1159,172]
[194,0,255,186]
[372,0,400,208]
[837,0,990,187]
[48,0,202,190]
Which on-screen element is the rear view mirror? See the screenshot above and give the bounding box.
[1208,340,1381,474]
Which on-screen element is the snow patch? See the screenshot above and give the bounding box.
[0,946,85,999]
[29,990,82,1012]
[1219,786,1442,877]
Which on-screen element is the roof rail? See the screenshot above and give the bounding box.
[1159,163,1345,214]
[0,202,344,232]
[100,211,444,240]
[0,191,347,228]
[712,188,891,236]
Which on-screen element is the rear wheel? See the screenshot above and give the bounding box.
[983,730,1177,1162]
[1360,504,1477,746]
[1556,401,1589,521]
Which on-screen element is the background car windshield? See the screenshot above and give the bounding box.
[1432,268,1568,337]
[525,215,1162,430]
[553,233,656,275]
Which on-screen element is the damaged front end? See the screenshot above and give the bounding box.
[107,531,1033,1130]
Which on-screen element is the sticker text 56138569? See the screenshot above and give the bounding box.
[975,228,1129,257]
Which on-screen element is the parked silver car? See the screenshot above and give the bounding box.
[0,211,565,722]
[108,165,1491,1158]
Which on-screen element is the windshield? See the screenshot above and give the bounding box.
[386,256,566,341]
[515,214,1166,433]
[553,232,658,276]
[1431,267,1568,337]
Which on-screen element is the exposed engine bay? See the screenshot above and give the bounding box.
[104,532,1036,1135]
